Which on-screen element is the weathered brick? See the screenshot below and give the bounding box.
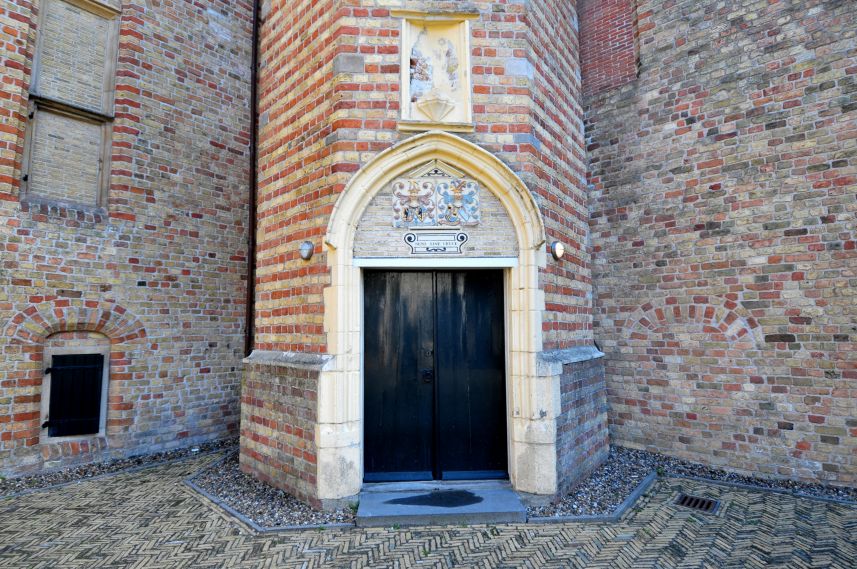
[588,0,857,487]
[0,0,252,474]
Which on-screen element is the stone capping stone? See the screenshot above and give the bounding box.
[536,346,605,377]
[390,6,481,21]
[243,350,333,371]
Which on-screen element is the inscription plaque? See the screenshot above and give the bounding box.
[404,230,468,254]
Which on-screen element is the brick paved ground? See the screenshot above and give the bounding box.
[0,454,855,568]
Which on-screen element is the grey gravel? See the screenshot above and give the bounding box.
[0,438,236,496]
[192,453,355,528]
[529,446,857,518]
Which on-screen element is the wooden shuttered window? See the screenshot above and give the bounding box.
[45,353,105,437]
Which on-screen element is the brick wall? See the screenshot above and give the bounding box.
[587,0,857,485]
[253,0,593,354]
[525,0,593,349]
[0,0,253,474]
[578,0,637,98]
[240,361,320,507]
[556,355,609,494]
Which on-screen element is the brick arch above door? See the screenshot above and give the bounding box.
[3,299,147,345]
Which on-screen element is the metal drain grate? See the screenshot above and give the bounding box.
[675,493,720,513]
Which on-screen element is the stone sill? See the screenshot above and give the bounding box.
[390,8,480,22]
[537,346,605,377]
[398,120,475,133]
[243,350,333,371]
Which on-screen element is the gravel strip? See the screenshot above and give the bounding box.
[529,446,857,518]
[0,438,237,496]
[192,452,355,528]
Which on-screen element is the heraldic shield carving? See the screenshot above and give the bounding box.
[392,161,481,228]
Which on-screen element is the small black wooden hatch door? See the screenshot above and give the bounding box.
[46,353,105,437]
[363,270,507,482]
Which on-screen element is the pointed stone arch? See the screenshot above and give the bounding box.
[325,130,546,254]
[317,131,554,500]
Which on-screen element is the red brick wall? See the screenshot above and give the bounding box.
[587,0,857,485]
[579,0,637,98]
[253,0,594,354]
[240,362,319,507]
[527,0,593,348]
[242,0,346,497]
[0,0,253,474]
[0,0,35,202]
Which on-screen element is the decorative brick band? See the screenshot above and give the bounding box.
[3,299,146,345]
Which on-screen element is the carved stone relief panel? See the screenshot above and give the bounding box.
[391,161,480,228]
[355,160,517,258]
[394,10,475,130]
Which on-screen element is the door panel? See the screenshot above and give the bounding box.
[47,353,104,437]
[363,270,507,482]
[435,271,507,478]
[363,271,435,481]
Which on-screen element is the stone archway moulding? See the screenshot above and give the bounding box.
[319,130,553,500]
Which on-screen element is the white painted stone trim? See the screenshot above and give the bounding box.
[353,257,518,268]
[243,350,333,371]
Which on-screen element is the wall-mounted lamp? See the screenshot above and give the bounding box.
[550,241,565,261]
[299,241,314,261]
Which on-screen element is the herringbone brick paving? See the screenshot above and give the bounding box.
[0,454,854,568]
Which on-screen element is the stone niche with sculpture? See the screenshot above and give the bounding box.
[393,8,477,132]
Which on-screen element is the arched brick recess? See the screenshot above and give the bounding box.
[0,300,147,469]
[624,295,763,347]
[3,299,146,345]
[607,296,812,480]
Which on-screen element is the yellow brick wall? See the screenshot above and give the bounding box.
[35,0,111,113]
[27,110,103,206]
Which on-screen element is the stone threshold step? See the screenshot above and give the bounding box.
[356,480,527,527]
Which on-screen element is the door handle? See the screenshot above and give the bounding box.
[421,368,435,383]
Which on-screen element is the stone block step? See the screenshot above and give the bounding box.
[356,480,527,527]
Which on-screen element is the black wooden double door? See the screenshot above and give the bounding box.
[364,270,507,482]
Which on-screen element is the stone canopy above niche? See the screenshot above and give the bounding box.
[392,8,477,132]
